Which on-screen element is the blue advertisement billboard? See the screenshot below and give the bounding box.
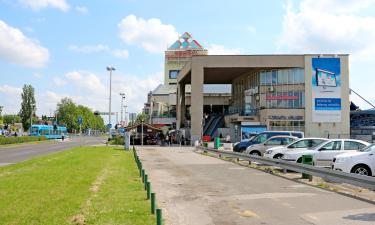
[311,58,341,122]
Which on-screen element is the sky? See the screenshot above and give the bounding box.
[1,0,375,123]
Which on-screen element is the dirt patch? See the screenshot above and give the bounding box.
[70,214,86,225]
[69,168,111,224]
[89,169,108,193]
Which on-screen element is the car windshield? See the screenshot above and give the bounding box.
[359,144,375,152]
[288,139,326,149]
[251,134,268,143]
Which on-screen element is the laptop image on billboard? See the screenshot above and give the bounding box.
[316,68,337,87]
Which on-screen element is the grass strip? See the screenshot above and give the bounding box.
[0,146,154,225]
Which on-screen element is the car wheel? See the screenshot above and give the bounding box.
[351,164,372,176]
[250,151,261,156]
[273,154,283,159]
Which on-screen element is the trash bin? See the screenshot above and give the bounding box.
[203,142,208,147]
[214,137,221,149]
[301,154,313,179]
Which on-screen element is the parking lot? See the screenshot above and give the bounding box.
[138,146,375,225]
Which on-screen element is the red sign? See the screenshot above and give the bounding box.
[266,95,298,100]
[202,135,211,142]
[165,49,207,60]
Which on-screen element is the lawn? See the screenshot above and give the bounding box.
[0,146,155,225]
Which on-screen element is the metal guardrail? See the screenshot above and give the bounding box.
[196,146,375,190]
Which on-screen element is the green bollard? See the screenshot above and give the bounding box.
[141,169,145,183]
[156,209,162,225]
[151,193,156,214]
[144,174,148,190]
[146,181,151,199]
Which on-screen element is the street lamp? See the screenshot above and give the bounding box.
[120,93,125,124]
[107,66,115,139]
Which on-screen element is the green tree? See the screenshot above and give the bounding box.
[3,115,21,124]
[56,98,105,132]
[19,85,36,131]
[136,112,147,123]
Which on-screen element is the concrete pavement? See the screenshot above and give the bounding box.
[0,136,106,166]
[138,146,375,225]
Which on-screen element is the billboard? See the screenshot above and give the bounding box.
[311,58,341,122]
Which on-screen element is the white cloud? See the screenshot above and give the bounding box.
[278,0,375,59]
[246,25,256,34]
[68,44,109,53]
[0,85,22,97]
[65,71,105,93]
[0,20,49,68]
[18,0,70,11]
[207,44,243,55]
[118,14,178,53]
[111,49,129,59]
[75,6,88,14]
[53,77,67,86]
[68,44,129,59]
[33,73,43,78]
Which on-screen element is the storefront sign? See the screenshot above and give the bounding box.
[312,58,341,122]
[266,95,298,100]
[268,115,304,120]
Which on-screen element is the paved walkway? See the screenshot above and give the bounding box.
[138,146,375,225]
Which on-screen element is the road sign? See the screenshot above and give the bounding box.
[107,124,112,129]
[78,116,83,125]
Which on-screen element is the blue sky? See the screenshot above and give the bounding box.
[1,0,375,122]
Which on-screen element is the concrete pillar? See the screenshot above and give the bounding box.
[176,82,182,129]
[181,84,186,127]
[190,66,204,142]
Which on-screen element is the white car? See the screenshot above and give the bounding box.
[332,144,375,176]
[264,138,328,159]
[244,136,298,156]
[282,139,370,167]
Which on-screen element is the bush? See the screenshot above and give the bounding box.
[0,136,46,145]
[110,136,124,145]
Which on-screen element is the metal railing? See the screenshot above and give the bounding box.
[196,146,375,190]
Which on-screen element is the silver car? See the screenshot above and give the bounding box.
[244,136,299,156]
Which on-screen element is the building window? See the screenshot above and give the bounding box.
[269,120,305,132]
[169,70,180,79]
[260,68,304,85]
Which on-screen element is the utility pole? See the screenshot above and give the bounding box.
[120,93,125,124]
[107,66,115,139]
[141,119,144,146]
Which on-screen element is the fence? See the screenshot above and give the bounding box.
[196,146,375,190]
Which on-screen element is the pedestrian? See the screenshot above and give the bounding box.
[181,135,185,145]
[62,132,65,141]
[165,135,169,146]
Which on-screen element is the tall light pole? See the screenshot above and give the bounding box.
[107,66,115,139]
[120,93,125,124]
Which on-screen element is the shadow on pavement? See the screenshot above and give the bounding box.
[343,213,375,221]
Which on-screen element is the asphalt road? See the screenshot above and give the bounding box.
[138,146,375,225]
[0,136,106,166]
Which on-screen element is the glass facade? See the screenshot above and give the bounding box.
[260,68,304,85]
[269,120,305,132]
[169,70,179,79]
[260,68,305,109]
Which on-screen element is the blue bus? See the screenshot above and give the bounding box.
[30,125,67,139]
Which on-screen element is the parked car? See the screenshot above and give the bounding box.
[332,144,375,176]
[244,136,298,156]
[264,138,328,159]
[233,131,304,152]
[282,139,370,167]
